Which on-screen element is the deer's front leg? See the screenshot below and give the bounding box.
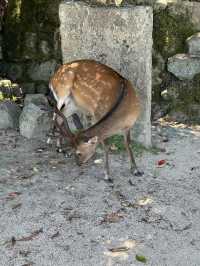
[47,98,65,145]
[124,130,144,177]
[47,112,57,144]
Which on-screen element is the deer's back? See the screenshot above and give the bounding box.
[51,60,124,120]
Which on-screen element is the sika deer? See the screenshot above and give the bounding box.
[49,59,127,150]
[49,59,143,180]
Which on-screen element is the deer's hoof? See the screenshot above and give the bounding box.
[56,147,63,153]
[64,151,72,158]
[47,137,53,145]
[104,173,113,184]
[131,169,144,177]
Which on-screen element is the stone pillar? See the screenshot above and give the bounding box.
[59,1,153,147]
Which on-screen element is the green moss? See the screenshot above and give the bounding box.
[165,73,200,123]
[153,8,197,60]
[3,0,61,61]
[107,135,125,151]
[106,134,161,156]
[3,0,23,59]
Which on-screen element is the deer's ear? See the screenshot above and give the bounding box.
[88,136,98,145]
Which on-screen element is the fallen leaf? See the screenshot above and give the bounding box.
[157,159,166,168]
[100,211,124,224]
[94,159,103,164]
[110,144,118,151]
[136,254,147,263]
[109,246,129,252]
[19,250,31,257]
[123,239,137,249]
[33,167,39,172]
[108,239,136,252]
[51,231,60,239]
[138,196,153,206]
[17,228,43,242]
[22,263,34,266]
[8,192,21,198]
[36,148,44,153]
[11,236,16,246]
[12,203,22,209]
[115,0,123,6]
[104,250,128,258]
[17,174,34,180]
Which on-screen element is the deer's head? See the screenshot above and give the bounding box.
[75,136,99,164]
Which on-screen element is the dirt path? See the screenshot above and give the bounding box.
[0,122,200,266]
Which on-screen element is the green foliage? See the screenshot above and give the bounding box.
[153,8,197,60]
[3,0,61,61]
[135,254,147,263]
[164,73,200,123]
[107,134,161,156]
[107,135,125,151]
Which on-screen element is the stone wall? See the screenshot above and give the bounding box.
[0,0,62,94]
[1,0,200,124]
[152,1,200,123]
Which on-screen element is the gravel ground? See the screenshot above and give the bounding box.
[0,121,200,266]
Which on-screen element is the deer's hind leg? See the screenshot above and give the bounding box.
[101,140,114,183]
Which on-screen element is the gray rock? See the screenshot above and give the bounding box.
[24,94,49,107]
[27,60,57,81]
[36,83,49,94]
[168,54,200,80]
[168,111,189,123]
[6,63,23,81]
[151,103,167,121]
[19,103,52,139]
[39,40,51,57]
[21,83,36,94]
[186,32,200,56]
[59,2,153,147]
[0,101,21,129]
[23,32,37,60]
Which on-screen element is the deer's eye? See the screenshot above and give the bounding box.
[76,151,81,156]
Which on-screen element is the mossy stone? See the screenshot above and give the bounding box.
[3,0,61,61]
[153,8,197,60]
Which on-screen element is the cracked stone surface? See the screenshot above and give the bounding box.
[0,121,200,265]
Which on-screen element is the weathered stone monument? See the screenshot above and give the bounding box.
[59,1,153,146]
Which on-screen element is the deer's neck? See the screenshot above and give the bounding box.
[79,79,126,142]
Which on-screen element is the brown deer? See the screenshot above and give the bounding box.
[49,59,143,180]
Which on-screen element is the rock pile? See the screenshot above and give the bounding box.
[19,94,52,139]
[168,33,200,80]
[0,101,21,129]
[0,88,53,140]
